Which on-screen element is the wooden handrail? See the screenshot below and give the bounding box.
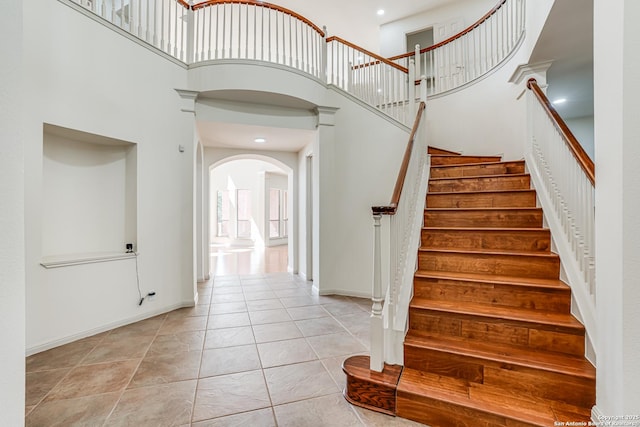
[388,0,508,61]
[327,36,409,74]
[372,102,427,216]
[176,0,191,9]
[527,78,595,185]
[192,0,326,37]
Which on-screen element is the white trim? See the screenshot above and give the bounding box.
[26,301,194,356]
[317,288,371,299]
[591,405,605,425]
[40,252,137,269]
[508,60,553,85]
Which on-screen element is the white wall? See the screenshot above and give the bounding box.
[565,116,595,160]
[0,0,25,423]
[380,0,496,57]
[593,0,640,417]
[24,0,195,353]
[315,90,411,297]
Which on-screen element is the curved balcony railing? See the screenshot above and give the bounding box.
[65,0,525,124]
[389,0,525,97]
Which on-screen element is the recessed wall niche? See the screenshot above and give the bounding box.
[42,124,137,264]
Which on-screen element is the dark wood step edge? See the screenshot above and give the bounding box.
[342,355,403,416]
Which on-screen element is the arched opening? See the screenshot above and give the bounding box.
[208,154,295,276]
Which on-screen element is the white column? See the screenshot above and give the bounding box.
[593,0,640,418]
[0,1,26,424]
[313,106,339,292]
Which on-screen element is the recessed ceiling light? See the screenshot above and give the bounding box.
[254,138,266,143]
[552,98,567,105]
[377,9,385,16]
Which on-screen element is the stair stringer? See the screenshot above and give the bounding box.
[525,152,597,366]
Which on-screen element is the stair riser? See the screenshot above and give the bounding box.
[408,310,585,356]
[396,392,540,427]
[418,251,560,280]
[403,346,595,408]
[428,175,531,192]
[413,278,571,313]
[430,161,525,178]
[425,210,543,228]
[421,229,551,252]
[428,147,461,155]
[427,191,537,209]
[431,156,502,166]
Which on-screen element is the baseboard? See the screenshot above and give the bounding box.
[26,301,194,356]
[591,405,604,424]
[318,288,371,299]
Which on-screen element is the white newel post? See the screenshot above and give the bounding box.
[186,2,195,64]
[408,59,416,119]
[370,213,384,372]
[321,26,328,83]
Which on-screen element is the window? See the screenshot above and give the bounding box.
[217,190,230,237]
[282,190,288,238]
[269,189,280,238]
[236,189,251,238]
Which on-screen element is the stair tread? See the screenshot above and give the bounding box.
[414,270,569,290]
[430,160,524,169]
[404,332,595,379]
[429,173,530,182]
[418,247,558,259]
[426,207,541,212]
[410,298,585,330]
[398,368,563,425]
[428,189,536,196]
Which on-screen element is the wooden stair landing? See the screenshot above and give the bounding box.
[343,149,595,426]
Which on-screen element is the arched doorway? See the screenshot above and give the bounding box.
[207,154,295,276]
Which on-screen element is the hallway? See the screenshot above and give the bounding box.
[25,260,425,425]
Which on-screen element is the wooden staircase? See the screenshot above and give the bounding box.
[344,147,595,426]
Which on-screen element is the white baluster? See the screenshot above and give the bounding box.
[370,213,384,372]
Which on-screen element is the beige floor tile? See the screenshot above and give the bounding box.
[128,350,202,388]
[168,305,211,318]
[204,326,255,349]
[210,301,247,314]
[306,333,368,359]
[246,299,284,312]
[191,408,276,427]
[208,312,251,329]
[26,335,104,372]
[26,392,120,427]
[320,356,353,390]
[147,330,205,356]
[263,360,339,405]
[25,368,70,406]
[257,338,318,368]
[286,305,330,320]
[354,405,429,426]
[158,315,208,335]
[211,293,246,304]
[295,317,347,337]
[252,321,302,343]
[211,286,244,295]
[273,393,362,427]
[280,296,321,308]
[200,345,261,378]
[193,370,271,422]
[249,308,291,325]
[108,315,166,338]
[81,334,154,365]
[45,360,139,401]
[323,302,368,317]
[244,290,278,301]
[104,380,196,426]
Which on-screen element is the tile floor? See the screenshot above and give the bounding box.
[25,272,427,426]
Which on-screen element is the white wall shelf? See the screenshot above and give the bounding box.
[40,252,137,269]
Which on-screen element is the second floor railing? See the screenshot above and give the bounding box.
[65,0,525,125]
